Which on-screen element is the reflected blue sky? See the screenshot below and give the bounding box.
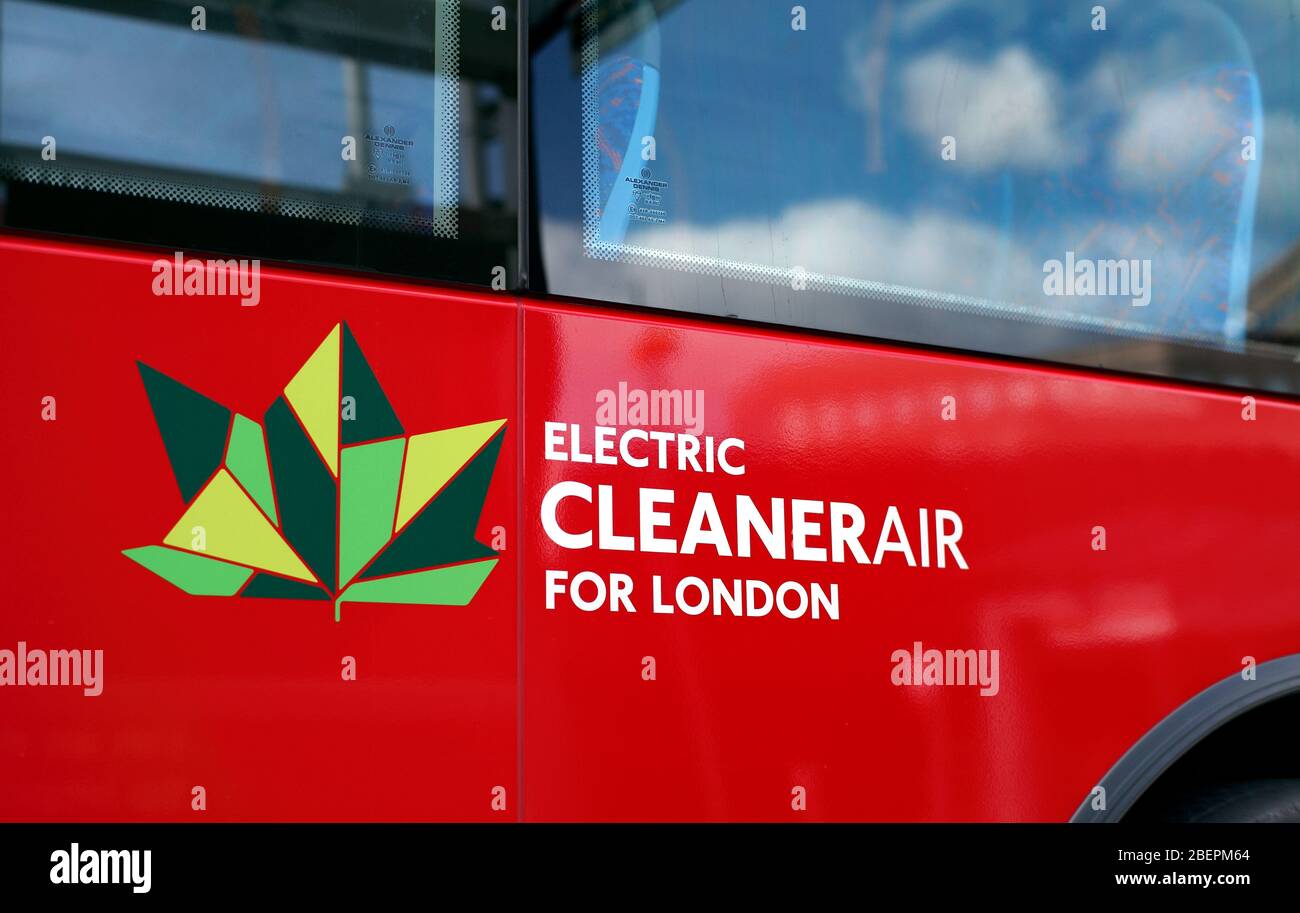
[0,0,466,214]
[3,0,1297,347]
[565,0,1300,345]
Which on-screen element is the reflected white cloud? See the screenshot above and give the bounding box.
[636,197,1043,302]
[620,191,1234,341]
[899,48,1077,173]
[1109,84,1237,190]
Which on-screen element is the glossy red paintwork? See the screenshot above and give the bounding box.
[0,237,518,821]
[3,235,1300,821]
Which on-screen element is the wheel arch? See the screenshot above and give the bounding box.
[1072,653,1300,822]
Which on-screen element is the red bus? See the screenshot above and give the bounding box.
[2,0,1300,828]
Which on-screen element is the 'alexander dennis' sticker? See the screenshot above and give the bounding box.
[365,124,415,186]
[627,166,669,225]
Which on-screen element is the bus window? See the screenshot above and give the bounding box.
[530,0,1300,394]
[0,0,518,286]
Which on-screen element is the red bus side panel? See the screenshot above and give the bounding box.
[0,237,519,821]
[520,301,1300,821]
[3,236,1300,821]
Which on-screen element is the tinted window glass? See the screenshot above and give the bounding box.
[531,0,1300,394]
[0,0,518,286]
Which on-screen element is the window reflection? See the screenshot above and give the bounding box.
[0,0,514,239]
[571,0,1300,354]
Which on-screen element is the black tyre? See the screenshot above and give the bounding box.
[1160,779,1300,823]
